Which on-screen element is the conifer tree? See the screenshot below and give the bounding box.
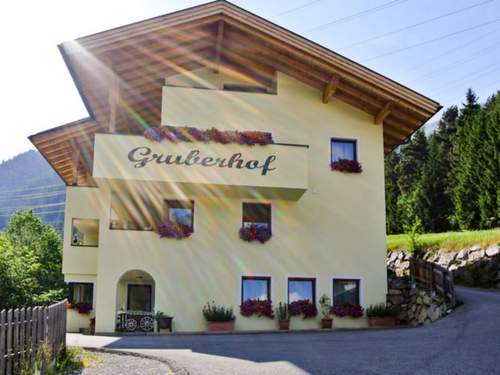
[450,89,482,230]
[476,92,500,228]
[385,151,401,234]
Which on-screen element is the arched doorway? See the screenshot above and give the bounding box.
[116,270,156,332]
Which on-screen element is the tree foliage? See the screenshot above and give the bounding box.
[385,89,499,234]
[0,210,65,309]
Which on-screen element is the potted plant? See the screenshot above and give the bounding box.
[154,310,174,332]
[319,294,333,329]
[202,301,235,332]
[366,303,399,327]
[275,302,290,330]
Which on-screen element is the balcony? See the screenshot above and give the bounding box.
[93,134,308,200]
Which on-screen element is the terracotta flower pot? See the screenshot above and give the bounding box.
[368,317,396,327]
[207,320,235,332]
[321,318,333,329]
[278,319,290,330]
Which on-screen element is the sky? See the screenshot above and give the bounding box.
[0,0,499,162]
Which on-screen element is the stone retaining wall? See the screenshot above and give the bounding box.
[387,277,451,326]
[387,245,500,289]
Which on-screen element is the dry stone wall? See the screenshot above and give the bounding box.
[387,277,451,326]
[387,245,500,289]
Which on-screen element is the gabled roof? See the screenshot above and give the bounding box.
[29,0,441,185]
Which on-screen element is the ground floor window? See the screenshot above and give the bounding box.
[241,276,271,302]
[127,284,153,312]
[333,279,360,305]
[288,278,316,303]
[68,282,94,307]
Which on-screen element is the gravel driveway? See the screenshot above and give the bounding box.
[75,351,171,374]
[68,287,500,375]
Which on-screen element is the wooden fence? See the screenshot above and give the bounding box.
[410,258,456,306]
[0,299,67,375]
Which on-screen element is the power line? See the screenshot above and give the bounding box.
[0,190,66,201]
[405,40,500,84]
[0,183,64,195]
[339,0,493,50]
[363,19,500,62]
[305,0,411,33]
[0,202,66,211]
[395,30,500,75]
[273,0,324,17]
[428,63,500,95]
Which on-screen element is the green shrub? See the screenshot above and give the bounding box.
[366,303,400,318]
[275,302,289,320]
[202,301,235,322]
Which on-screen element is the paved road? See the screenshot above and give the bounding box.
[68,287,500,375]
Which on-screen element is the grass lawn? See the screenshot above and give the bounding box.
[387,228,500,252]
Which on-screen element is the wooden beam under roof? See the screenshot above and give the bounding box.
[374,101,395,125]
[322,75,339,104]
[213,20,224,73]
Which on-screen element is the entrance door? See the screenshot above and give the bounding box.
[127,284,152,312]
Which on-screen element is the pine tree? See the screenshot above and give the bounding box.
[450,89,482,230]
[396,129,428,230]
[396,129,428,194]
[385,151,401,234]
[476,92,500,228]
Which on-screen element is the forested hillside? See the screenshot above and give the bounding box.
[386,89,500,235]
[0,150,65,232]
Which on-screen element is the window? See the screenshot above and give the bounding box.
[127,284,153,312]
[333,279,360,305]
[68,282,94,307]
[288,278,316,304]
[331,138,357,162]
[241,276,271,302]
[242,203,271,229]
[166,200,194,229]
[110,191,162,231]
[71,219,99,247]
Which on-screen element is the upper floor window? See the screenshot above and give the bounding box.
[242,203,271,229]
[71,219,99,247]
[241,276,271,302]
[166,200,194,230]
[331,138,357,162]
[68,282,94,307]
[333,278,360,305]
[110,191,161,231]
[288,278,316,304]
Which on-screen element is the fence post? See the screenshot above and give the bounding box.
[0,310,5,374]
[6,309,12,375]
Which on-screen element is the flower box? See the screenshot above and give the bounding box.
[156,221,192,239]
[239,225,272,243]
[240,299,274,318]
[330,159,362,173]
[289,300,318,319]
[331,303,364,318]
[144,126,274,146]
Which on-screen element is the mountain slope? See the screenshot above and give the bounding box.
[0,150,66,231]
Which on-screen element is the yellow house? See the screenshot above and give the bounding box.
[29,0,440,334]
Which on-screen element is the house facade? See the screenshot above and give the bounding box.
[29,1,440,333]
